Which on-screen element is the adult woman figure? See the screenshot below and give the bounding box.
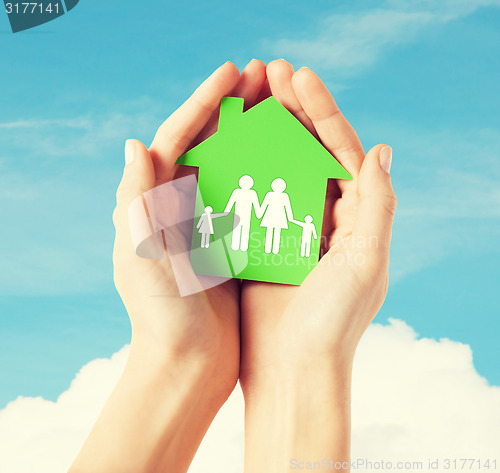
[258,177,294,254]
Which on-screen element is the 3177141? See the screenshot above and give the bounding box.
[5,3,60,14]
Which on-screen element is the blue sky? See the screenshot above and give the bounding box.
[0,0,499,407]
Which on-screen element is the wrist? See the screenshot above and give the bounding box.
[241,356,353,403]
[71,333,235,473]
[127,335,238,403]
[240,345,354,397]
[242,363,353,473]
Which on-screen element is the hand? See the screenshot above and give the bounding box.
[74,60,267,473]
[239,59,397,470]
[113,60,267,392]
[241,58,397,378]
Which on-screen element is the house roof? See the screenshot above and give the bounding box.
[176,96,352,181]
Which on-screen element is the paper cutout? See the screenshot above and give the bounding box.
[292,215,318,258]
[176,96,352,285]
[196,206,229,248]
[224,175,261,251]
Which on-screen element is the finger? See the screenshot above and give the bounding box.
[232,59,267,109]
[266,59,316,135]
[353,145,397,267]
[149,61,240,183]
[113,140,156,256]
[322,178,342,234]
[292,67,365,182]
[193,59,267,146]
[255,77,272,104]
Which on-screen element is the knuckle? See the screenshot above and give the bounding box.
[383,192,398,217]
[340,139,364,158]
[359,192,397,218]
[157,123,192,155]
[191,94,216,115]
[311,106,342,123]
[169,129,193,150]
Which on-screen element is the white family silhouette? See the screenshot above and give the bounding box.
[196,175,317,257]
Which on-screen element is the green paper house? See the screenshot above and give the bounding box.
[176,96,351,285]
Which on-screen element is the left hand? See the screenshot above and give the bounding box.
[112,60,268,399]
[240,59,398,388]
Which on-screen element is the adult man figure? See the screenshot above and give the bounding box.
[224,175,261,251]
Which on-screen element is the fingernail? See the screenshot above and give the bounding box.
[379,145,392,174]
[125,140,135,165]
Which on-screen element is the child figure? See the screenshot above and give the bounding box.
[197,206,215,248]
[196,206,228,249]
[293,215,318,257]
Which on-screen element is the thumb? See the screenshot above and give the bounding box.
[113,140,156,254]
[353,144,397,261]
[115,139,155,208]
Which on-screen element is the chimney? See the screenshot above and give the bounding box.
[218,97,244,132]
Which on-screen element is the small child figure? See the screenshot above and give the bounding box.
[197,206,215,248]
[293,215,318,258]
[196,206,228,249]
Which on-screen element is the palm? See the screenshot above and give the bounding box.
[125,254,240,347]
[240,60,393,376]
[240,181,365,366]
[114,61,269,392]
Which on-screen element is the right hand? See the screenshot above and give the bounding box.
[240,59,397,389]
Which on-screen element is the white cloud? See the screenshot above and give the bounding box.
[0,348,128,473]
[271,1,500,75]
[351,319,500,465]
[1,319,498,473]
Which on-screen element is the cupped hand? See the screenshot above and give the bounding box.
[112,60,267,397]
[240,60,397,387]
